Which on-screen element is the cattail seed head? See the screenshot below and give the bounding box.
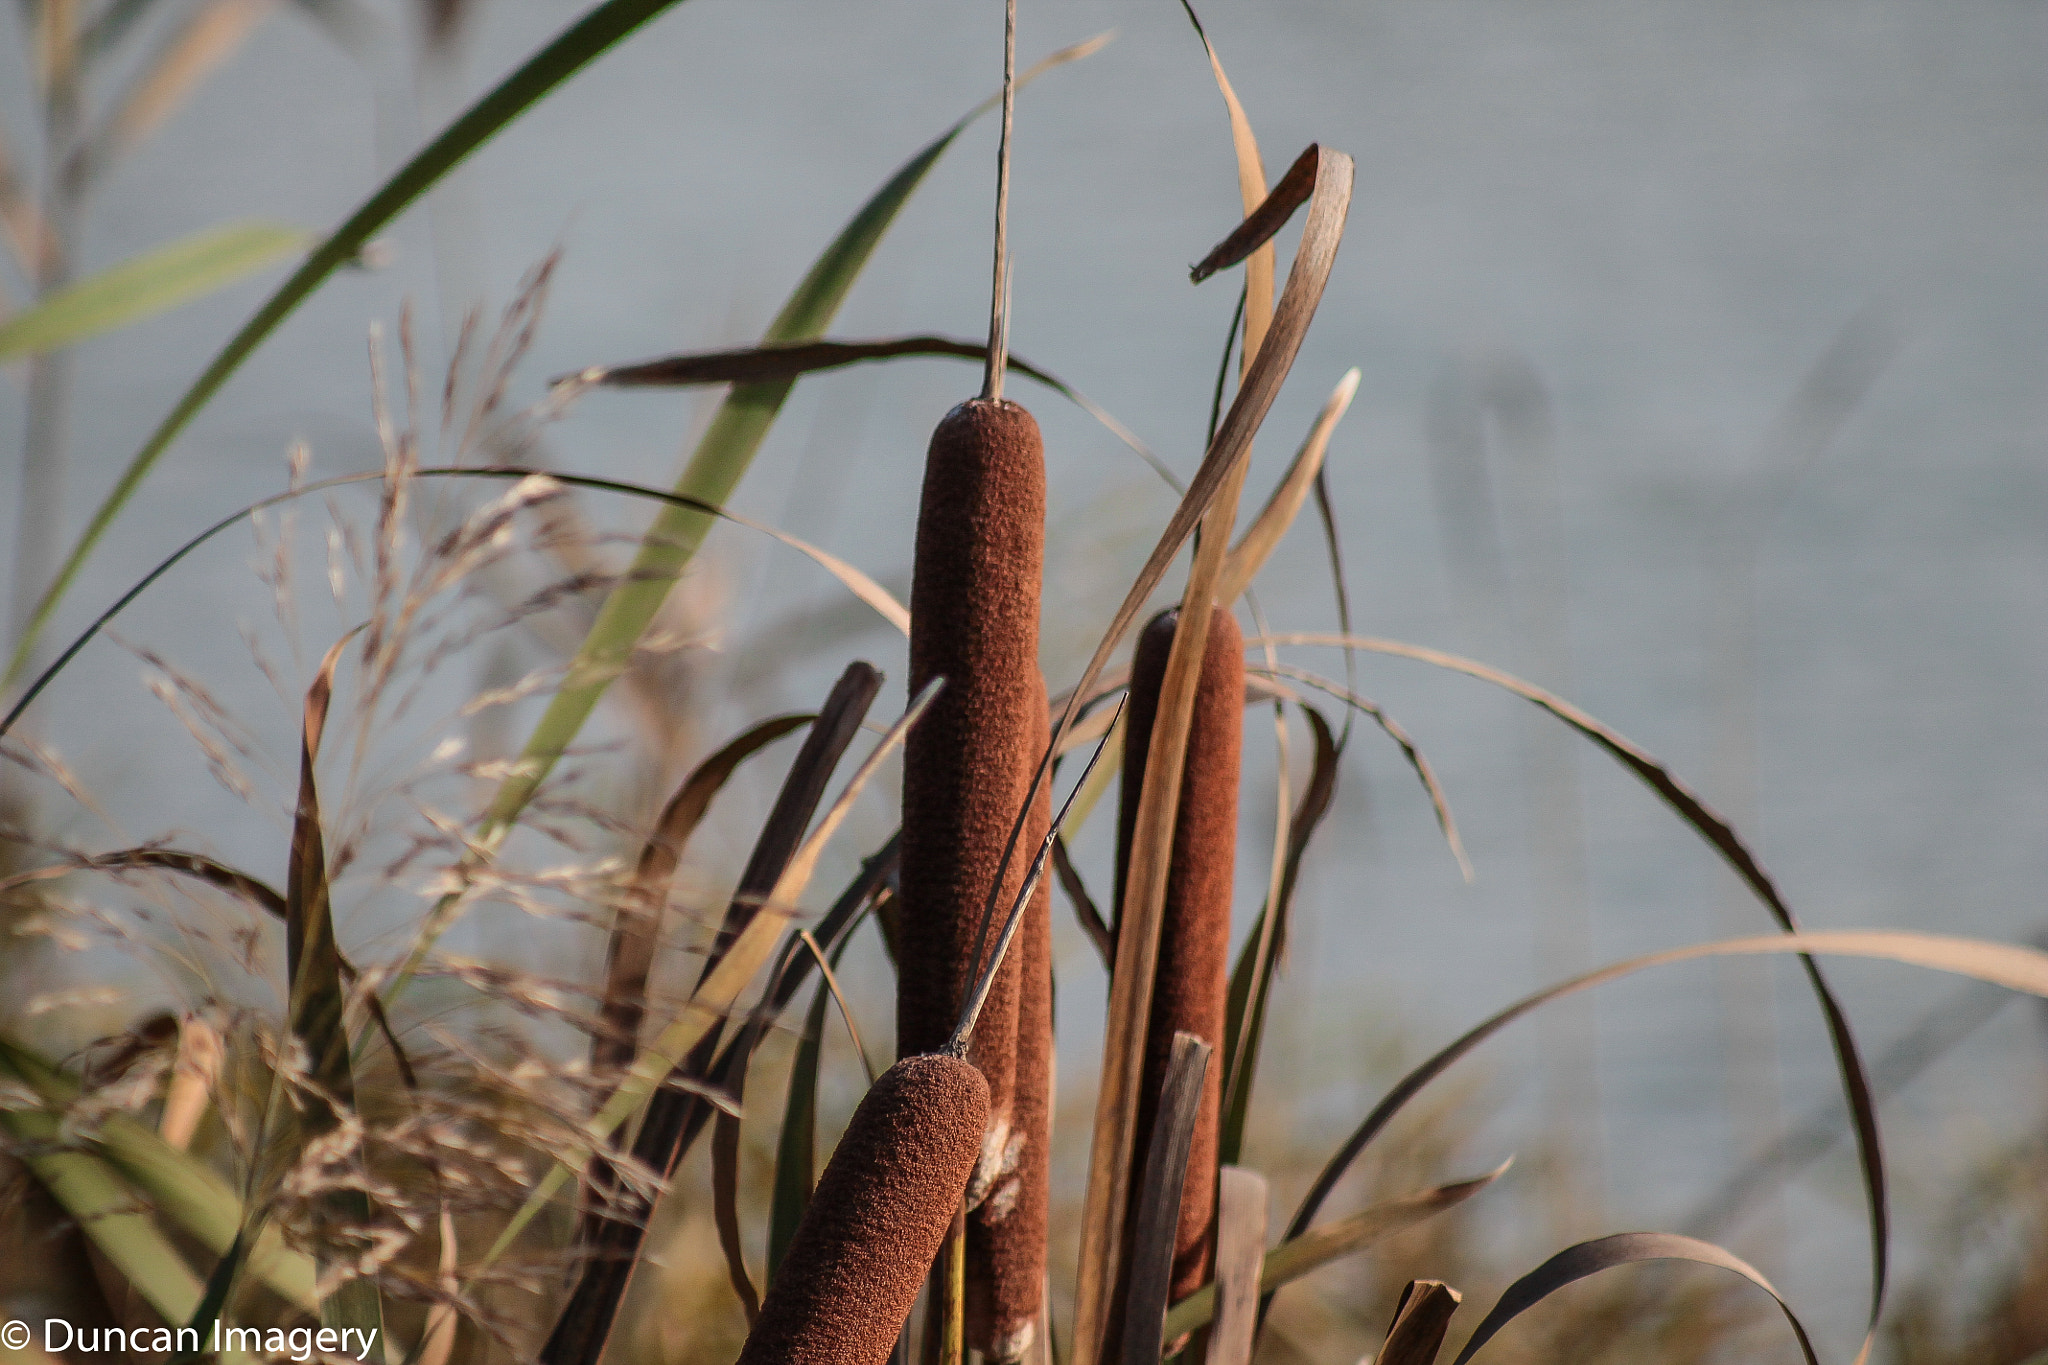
[736,1054,990,1365]
[967,679,1054,1361]
[900,398,1046,1196]
[1116,603,1244,1308]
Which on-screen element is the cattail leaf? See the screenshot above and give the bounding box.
[1448,1233,1816,1365]
[1377,1280,1461,1365]
[0,1055,258,1365]
[1052,835,1113,970]
[1218,702,1338,1167]
[594,711,814,1080]
[1161,1164,1505,1342]
[1214,368,1359,604]
[1119,1034,1211,1365]
[1189,143,1317,288]
[713,1111,761,1322]
[769,974,834,1281]
[554,666,878,1364]
[1277,929,2048,1351]
[0,1035,319,1310]
[286,634,386,1359]
[484,680,940,1280]
[569,334,1163,484]
[1065,145,1351,1365]
[1250,666,1469,880]
[1175,1,1275,356]
[0,221,306,360]
[1252,630,1887,1356]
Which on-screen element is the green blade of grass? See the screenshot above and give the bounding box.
[768,973,833,1283]
[467,36,1110,855]
[2,0,1105,686]
[0,1034,319,1311]
[0,221,307,360]
[6,0,714,685]
[285,635,383,1359]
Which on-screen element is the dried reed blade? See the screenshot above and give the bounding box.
[1065,146,1351,1365]
[570,333,1165,484]
[712,1110,761,1323]
[1449,1234,1815,1365]
[1376,1280,1460,1365]
[1250,628,1887,1348]
[550,668,878,1361]
[1176,0,1274,365]
[593,712,813,1082]
[1205,1168,1267,1365]
[1275,926,2048,1359]
[1214,368,1359,605]
[1249,665,1468,881]
[1118,1032,1211,1365]
[73,0,274,183]
[499,681,941,1314]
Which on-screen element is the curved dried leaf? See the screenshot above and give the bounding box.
[594,712,814,1079]
[1253,631,1886,1353]
[1066,146,1352,1365]
[1449,1233,1816,1365]
[1215,368,1359,604]
[1279,928,2048,1345]
[569,333,1169,490]
[1253,664,1469,880]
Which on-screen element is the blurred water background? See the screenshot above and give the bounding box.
[1,0,2044,1354]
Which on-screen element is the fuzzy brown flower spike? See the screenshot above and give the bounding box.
[900,397,1046,1207]
[1115,603,1244,1310]
[736,1054,989,1365]
[967,679,1054,1361]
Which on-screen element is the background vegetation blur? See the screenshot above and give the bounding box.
[0,1,2043,1362]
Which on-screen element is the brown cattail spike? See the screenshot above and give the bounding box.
[901,397,1046,1202]
[1115,604,1244,1312]
[736,1054,990,1365]
[968,679,1054,1360]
